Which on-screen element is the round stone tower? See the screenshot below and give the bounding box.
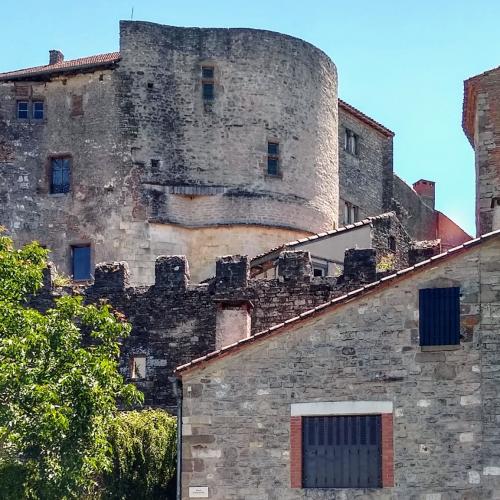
[118,21,338,282]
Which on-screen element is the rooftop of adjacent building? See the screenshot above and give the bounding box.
[462,64,500,145]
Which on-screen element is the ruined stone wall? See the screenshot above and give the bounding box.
[180,240,497,499]
[34,249,380,410]
[471,68,500,236]
[338,106,393,223]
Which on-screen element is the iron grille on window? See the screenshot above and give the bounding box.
[302,415,382,488]
[50,158,70,194]
[72,245,91,280]
[419,287,460,346]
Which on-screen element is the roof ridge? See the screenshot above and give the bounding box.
[176,228,500,375]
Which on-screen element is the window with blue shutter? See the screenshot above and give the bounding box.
[72,245,91,280]
[302,415,382,488]
[50,157,71,194]
[419,287,460,346]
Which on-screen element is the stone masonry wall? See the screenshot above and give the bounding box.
[180,239,500,499]
[119,21,339,233]
[33,249,382,410]
[338,106,393,223]
[472,68,500,236]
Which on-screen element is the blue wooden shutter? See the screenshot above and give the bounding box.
[72,246,91,280]
[419,287,460,346]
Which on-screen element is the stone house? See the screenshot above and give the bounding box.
[176,230,500,499]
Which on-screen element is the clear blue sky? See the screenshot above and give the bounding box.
[2,1,499,235]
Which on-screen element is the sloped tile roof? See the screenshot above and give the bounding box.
[339,99,394,137]
[0,52,121,81]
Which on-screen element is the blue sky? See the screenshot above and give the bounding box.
[2,1,499,235]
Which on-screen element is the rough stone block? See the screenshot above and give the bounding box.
[215,255,249,290]
[155,255,189,290]
[343,248,376,283]
[277,251,312,283]
[93,261,130,290]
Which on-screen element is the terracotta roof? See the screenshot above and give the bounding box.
[0,52,121,81]
[251,212,396,267]
[176,228,500,376]
[462,65,500,146]
[338,99,394,138]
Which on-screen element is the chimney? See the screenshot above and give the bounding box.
[49,50,64,65]
[413,179,435,210]
[215,300,254,350]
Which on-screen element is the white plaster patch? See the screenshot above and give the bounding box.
[472,365,481,373]
[417,399,431,408]
[395,408,404,418]
[419,444,431,455]
[257,389,270,396]
[484,466,500,476]
[459,432,474,443]
[291,400,393,416]
[460,395,481,406]
[468,470,481,484]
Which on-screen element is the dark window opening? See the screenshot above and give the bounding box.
[151,159,160,170]
[302,415,382,488]
[202,66,214,79]
[388,236,396,252]
[267,142,280,176]
[17,101,29,119]
[71,245,91,280]
[147,82,154,89]
[202,82,214,101]
[32,101,44,120]
[344,129,359,156]
[50,157,71,194]
[313,268,324,277]
[419,287,460,346]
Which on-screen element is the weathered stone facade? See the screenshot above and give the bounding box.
[177,234,500,499]
[0,21,466,285]
[463,65,500,236]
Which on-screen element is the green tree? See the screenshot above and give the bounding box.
[102,409,177,499]
[0,232,143,499]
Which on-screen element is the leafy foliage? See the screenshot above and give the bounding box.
[376,253,396,272]
[0,232,143,499]
[101,409,177,499]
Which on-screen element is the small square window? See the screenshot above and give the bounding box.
[419,287,460,346]
[32,101,44,120]
[342,200,360,225]
[202,66,214,79]
[50,157,71,194]
[130,355,147,379]
[71,245,91,280]
[202,82,214,101]
[17,101,29,119]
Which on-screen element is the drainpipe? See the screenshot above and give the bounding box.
[173,377,183,500]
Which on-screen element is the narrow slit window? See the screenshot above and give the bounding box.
[32,101,44,119]
[201,65,215,101]
[267,142,280,176]
[17,101,29,119]
[50,157,71,194]
[71,245,91,280]
[344,128,359,156]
